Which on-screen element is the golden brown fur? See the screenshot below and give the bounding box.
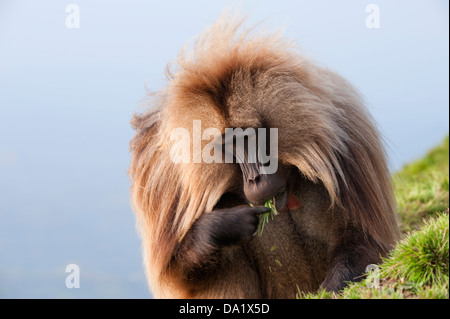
[129,13,399,298]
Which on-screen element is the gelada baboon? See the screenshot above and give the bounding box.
[129,13,399,298]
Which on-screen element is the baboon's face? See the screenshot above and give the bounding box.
[225,128,292,210]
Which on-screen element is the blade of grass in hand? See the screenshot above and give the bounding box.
[254,197,279,236]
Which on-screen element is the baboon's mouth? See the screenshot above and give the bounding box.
[249,185,300,212]
[250,185,287,208]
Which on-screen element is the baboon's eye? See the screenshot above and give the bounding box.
[261,161,271,167]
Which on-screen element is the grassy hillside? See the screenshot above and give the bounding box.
[300,136,449,299]
[394,136,449,232]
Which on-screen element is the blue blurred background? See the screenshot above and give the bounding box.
[0,0,448,298]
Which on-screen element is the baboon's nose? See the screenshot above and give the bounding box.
[247,172,261,184]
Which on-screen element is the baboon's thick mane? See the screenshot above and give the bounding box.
[129,13,398,297]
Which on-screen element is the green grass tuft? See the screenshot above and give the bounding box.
[381,213,449,286]
[254,197,279,236]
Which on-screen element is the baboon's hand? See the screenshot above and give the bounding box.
[197,206,270,247]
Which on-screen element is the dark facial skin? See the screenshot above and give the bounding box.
[239,159,290,210]
[229,128,291,209]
